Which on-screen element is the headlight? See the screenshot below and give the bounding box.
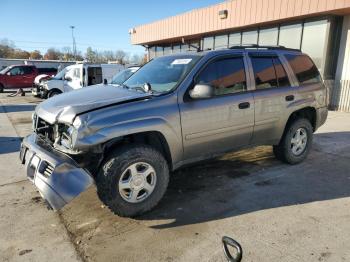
[58,124,75,149]
[32,113,37,131]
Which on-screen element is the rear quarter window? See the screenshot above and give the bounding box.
[285,54,321,85]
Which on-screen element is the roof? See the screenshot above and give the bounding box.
[130,0,350,45]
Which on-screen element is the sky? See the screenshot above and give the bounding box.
[1,0,223,56]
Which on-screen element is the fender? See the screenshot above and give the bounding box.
[74,117,183,167]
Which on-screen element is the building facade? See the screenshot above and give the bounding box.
[130,0,350,111]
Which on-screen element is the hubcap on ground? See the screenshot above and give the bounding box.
[291,127,308,156]
[118,162,157,203]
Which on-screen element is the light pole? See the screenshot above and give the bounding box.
[70,25,76,60]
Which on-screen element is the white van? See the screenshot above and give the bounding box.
[40,63,124,98]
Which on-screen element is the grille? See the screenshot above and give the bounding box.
[39,161,54,178]
[34,117,55,143]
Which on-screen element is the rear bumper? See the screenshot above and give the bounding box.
[315,106,328,130]
[20,133,94,210]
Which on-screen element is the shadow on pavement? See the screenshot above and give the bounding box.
[0,137,21,154]
[1,104,36,113]
[135,131,350,229]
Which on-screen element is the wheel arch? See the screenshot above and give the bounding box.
[48,88,62,97]
[103,131,174,170]
[286,107,317,132]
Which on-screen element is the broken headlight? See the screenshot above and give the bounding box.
[57,117,82,149]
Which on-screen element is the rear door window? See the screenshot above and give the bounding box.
[22,66,34,74]
[284,54,321,85]
[251,56,290,89]
[196,56,247,96]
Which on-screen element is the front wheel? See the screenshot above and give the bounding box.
[273,118,313,165]
[96,144,169,217]
[47,90,61,98]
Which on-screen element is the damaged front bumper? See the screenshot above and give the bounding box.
[20,133,94,210]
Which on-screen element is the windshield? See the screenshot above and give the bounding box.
[111,68,138,85]
[0,66,11,75]
[124,55,201,93]
[52,68,68,80]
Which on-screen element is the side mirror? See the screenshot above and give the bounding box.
[103,78,108,85]
[65,75,72,82]
[189,84,214,99]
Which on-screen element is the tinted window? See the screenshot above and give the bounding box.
[285,54,321,84]
[251,57,278,89]
[196,57,246,96]
[273,58,290,87]
[22,66,34,74]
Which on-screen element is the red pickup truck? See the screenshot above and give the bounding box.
[0,65,57,92]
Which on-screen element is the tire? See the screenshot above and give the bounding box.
[96,144,169,217]
[0,83,4,93]
[273,118,313,165]
[47,90,61,98]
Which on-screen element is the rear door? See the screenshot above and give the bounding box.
[179,54,255,160]
[248,53,296,145]
[21,66,36,88]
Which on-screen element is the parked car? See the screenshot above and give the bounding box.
[38,63,125,98]
[20,46,328,217]
[0,65,57,92]
[110,66,140,85]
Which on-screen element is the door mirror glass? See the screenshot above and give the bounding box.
[189,84,214,99]
[6,72,11,76]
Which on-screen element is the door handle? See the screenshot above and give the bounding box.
[285,95,295,101]
[238,102,250,109]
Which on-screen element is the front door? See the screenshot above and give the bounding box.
[64,65,82,92]
[6,66,24,89]
[179,55,254,160]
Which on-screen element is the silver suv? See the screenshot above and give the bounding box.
[20,46,328,217]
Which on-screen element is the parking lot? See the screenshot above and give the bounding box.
[1,91,350,262]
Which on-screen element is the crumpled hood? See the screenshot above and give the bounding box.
[35,84,151,124]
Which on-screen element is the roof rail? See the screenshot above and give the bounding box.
[229,44,300,52]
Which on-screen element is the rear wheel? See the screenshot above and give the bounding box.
[0,83,4,93]
[96,144,169,217]
[273,118,313,164]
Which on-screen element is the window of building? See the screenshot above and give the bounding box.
[149,47,156,59]
[251,57,278,89]
[172,45,181,53]
[278,23,302,49]
[229,33,241,47]
[285,54,321,85]
[181,43,189,52]
[259,27,278,46]
[273,58,290,87]
[189,40,200,51]
[301,20,328,71]
[196,57,246,96]
[203,36,214,50]
[155,46,163,57]
[214,35,228,49]
[242,30,258,45]
[163,46,172,55]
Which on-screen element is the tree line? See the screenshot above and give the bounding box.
[0,38,146,65]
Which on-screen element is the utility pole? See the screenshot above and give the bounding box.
[70,26,76,60]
